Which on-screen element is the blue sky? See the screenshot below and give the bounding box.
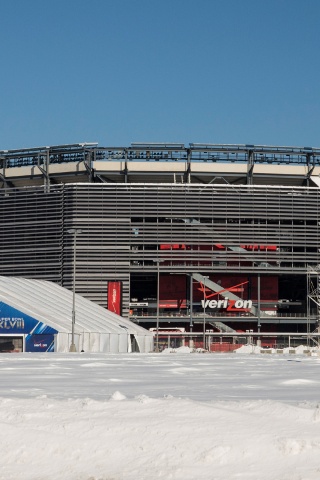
[0,0,319,150]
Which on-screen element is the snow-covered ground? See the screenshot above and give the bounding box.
[1,348,320,480]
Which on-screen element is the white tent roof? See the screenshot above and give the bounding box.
[0,276,152,337]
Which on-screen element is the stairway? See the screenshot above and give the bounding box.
[209,321,237,333]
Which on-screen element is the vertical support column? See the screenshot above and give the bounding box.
[67,228,82,352]
[202,276,209,349]
[37,149,50,193]
[189,274,194,348]
[153,259,164,352]
[156,260,160,351]
[317,271,320,333]
[84,147,94,182]
[257,273,261,347]
[0,156,6,190]
[45,148,50,193]
[247,149,254,185]
[124,148,128,184]
[306,152,313,188]
[186,148,191,184]
[307,271,310,344]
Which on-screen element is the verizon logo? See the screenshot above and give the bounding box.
[201,298,252,311]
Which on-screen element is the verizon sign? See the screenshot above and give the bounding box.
[201,298,252,311]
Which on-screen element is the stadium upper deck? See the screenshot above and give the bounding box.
[1,142,320,189]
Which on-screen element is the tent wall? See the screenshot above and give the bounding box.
[99,333,111,353]
[55,331,152,353]
[135,334,154,353]
[55,333,68,352]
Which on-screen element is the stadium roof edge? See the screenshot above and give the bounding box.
[1,142,320,156]
[0,143,98,155]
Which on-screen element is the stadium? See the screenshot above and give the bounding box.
[0,141,320,350]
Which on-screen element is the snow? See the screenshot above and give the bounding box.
[1,349,320,479]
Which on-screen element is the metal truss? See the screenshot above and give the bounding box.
[1,142,318,165]
[0,142,320,190]
[307,265,320,345]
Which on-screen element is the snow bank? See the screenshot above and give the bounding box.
[161,345,194,354]
[1,352,320,480]
[234,344,320,355]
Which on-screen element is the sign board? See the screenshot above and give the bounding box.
[201,298,253,311]
[107,281,122,315]
[0,301,57,334]
[25,334,55,352]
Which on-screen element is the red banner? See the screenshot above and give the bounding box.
[107,281,122,315]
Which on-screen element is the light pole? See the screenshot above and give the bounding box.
[257,272,261,347]
[203,276,209,350]
[67,228,82,352]
[189,274,194,349]
[153,259,164,352]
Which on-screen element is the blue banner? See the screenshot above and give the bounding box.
[0,301,58,335]
[25,334,55,352]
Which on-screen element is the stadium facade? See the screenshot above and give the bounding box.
[1,142,320,347]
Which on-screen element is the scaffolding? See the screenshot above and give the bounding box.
[307,265,320,346]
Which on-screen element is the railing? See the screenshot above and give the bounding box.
[1,143,320,168]
[151,331,320,352]
[129,311,317,319]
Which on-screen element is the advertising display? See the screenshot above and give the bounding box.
[201,298,253,311]
[158,274,278,316]
[25,334,55,352]
[0,301,58,352]
[107,281,122,315]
